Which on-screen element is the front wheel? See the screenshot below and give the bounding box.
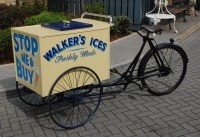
[138,44,188,96]
[48,66,103,129]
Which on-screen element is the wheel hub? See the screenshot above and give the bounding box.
[69,95,82,105]
[159,66,172,77]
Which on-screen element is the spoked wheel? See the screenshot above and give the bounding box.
[139,44,188,96]
[16,82,46,106]
[48,66,102,129]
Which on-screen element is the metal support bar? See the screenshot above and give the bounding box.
[81,12,113,24]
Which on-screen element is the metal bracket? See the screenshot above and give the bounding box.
[81,12,113,24]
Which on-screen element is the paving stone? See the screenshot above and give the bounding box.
[106,125,121,135]
[184,132,200,137]
[141,117,155,126]
[115,121,133,128]
[170,129,190,137]
[0,119,10,128]
[149,113,166,120]
[181,123,198,132]
[32,126,45,136]
[147,106,160,113]
[162,115,179,122]
[175,117,192,124]
[0,128,12,134]
[123,102,136,110]
[93,123,107,132]
[91,131,112,137]
[10,121,21,131]
[128,122,146,130]
[171,109,186,117]
[102,111,117,120]
[78,129,98,137]
[14,133,35,137]
[135,104,148,112]
[111,133,126,137]
[104,119,121,127]
[68,133,80,137]
[184,111,199,119]
[66,126,85,134]
[189,119,200,126]
[147,132,160,137]
[55,131,69,137]
[2,130,22,137]
[43,129,57,137]
[134,129,148,137]
[154,119,168,128]
[0,114,17,121]
[9,116,27,123]
[160,108,174,115]
[137,111,153,118]
[115,113,129,122]
[119,127,133,137]
[166,121,183,131]
[21,124,32,134]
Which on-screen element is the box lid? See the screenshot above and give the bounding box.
[11,19,110,38]
[41,21,93,31]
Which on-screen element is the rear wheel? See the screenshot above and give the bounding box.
[139,44,188,96]
[48,66,102,129]
[16,82,46,106]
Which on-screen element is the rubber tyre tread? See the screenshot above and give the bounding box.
[138,44,188,96]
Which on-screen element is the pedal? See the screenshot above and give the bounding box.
[110,68,122,75]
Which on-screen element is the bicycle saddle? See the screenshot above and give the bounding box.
[142,25,162,34]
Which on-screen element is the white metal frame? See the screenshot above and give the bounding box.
[146,0,178,33]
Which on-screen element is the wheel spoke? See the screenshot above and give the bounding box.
[48,67,102,129]
[140,45,187,96]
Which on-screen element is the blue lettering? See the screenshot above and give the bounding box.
[102,43,107,52]
[28,70,34,84]
[98,41,103,50]
[80,36,86,45]
[22,65,28,82]
[52,47,58,57]
[14,33,19,52]
[93,39,99,47]
[90,37,93,46]
[43,50,53,62]
[21,54,30,66]
[56,44,63,52]
[74,36,79,46]
[31,38,38,57]
[18,34,24,50]
[16,57,23,78]
[68,38,74,47]
[30,58,34,67]
[24,36,31,52]
[61,40,68,49]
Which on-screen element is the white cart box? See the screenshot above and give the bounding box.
[11,18,110,97]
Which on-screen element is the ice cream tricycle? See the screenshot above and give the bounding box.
[12,13,188,129]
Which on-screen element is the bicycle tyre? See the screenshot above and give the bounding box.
[16,82,46,106]
[48,66,102,129]
[138,44,188,96]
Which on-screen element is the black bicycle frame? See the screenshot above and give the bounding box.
[100,31,166,94]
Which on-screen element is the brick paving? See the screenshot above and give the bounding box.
[0,29,200,136]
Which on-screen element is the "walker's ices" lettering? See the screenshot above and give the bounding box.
[43,36,108,63]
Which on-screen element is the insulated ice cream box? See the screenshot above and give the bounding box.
[11,18,110,97]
